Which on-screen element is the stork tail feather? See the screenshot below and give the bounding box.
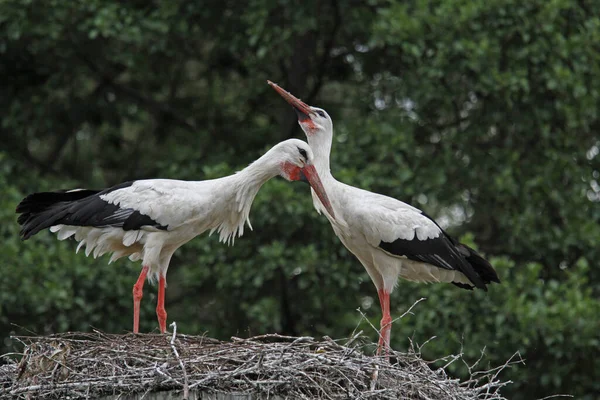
[456,243,501,290]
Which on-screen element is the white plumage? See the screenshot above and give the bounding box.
[311,183,473,286]
[17,138,335,334]
[269,81,499,355]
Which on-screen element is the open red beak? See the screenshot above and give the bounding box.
[267,81,314,122]
[301,164,336,219]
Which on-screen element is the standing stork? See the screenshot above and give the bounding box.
[16,139,335,334]
[269,81,499,355]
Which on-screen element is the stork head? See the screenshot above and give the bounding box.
[267,81,333,137]
[274,139,335,219]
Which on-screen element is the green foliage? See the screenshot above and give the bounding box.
[1,1,599,399]
[388,256,600,399]
[367,0,600,275]
[0,156,155,338]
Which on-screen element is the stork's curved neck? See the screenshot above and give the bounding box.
[307,130,334,182]
[306,127,345,226]
[215,150,281,244]
[234,149,281,206]
[238,151,280,184]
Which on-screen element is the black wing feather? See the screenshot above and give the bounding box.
[16,190,100,225]
[379,234,486,290]
[378,212,498,291]
[16,181,167,240]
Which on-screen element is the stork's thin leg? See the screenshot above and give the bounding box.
[156,274,168,334]
[132,266,149,334]
[376,288,392,357]
[376,289,385,351]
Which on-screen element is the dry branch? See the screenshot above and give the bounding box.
[0,330,517,399]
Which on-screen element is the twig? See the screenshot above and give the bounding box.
[1,330,516,399]
[169,322,189,400]
[154,363,183,386]
[394,297,427,322]
[343,330,364,348]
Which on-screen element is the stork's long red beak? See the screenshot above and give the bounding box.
[301,164,336,219]
[267,80,313,122]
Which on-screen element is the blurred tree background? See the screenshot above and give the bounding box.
[1,0,599,398]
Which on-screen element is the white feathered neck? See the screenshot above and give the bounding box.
[211,147,283,245]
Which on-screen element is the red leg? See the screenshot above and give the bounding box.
[156,274,168,334]
[376,288,392,357]
[376,289,385,351]
[132,266,149,334]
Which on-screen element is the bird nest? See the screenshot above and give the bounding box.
[0,326,518,399]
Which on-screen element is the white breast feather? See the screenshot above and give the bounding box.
[210,191,254,245]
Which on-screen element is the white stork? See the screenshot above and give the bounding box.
[269,81,500,355]
[16,139,335,334]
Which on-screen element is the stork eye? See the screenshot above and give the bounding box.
[297,147,308,161]
[316,110,326,118]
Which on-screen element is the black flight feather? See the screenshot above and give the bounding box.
[16,181,167,240]
[378,234,487,290]
[378,212,499,291]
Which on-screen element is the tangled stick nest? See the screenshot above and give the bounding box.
[0,325,519,400]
